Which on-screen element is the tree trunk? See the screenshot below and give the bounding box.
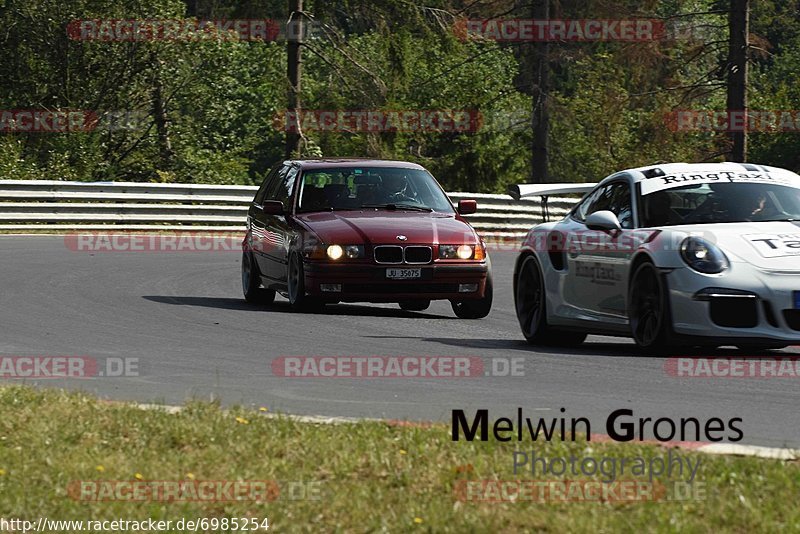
[727,0,749,162]
[530,0,550,183]
[151,56,174,171]
[286,0,304,158]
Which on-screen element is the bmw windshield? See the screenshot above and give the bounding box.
[295,167,455,214]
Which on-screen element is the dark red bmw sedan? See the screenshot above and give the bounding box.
[241,159,492,318]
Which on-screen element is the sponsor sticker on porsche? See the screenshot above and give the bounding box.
[743,233,800,258]
[640,170,800,195]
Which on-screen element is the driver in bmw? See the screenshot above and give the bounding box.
[380,174,415,203]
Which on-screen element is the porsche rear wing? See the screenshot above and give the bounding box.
[507,183,597,200]
[507,183,597,221]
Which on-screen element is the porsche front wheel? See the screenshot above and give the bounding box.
[628,262,670,349]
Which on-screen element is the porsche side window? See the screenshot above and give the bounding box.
[573,186,605,221]
[606,183,633,229]
[579,182,633,228]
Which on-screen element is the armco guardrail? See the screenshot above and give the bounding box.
[0,180,580,235]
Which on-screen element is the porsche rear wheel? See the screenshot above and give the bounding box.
[629,262,670,349]
[516,255,552,343]
[514,255,587,346]
[242,251,276,305]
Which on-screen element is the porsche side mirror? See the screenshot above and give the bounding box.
[261,200,285,215]
[585,210,622,232]
[458,199,477,215]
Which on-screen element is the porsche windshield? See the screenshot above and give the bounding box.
[296,167,455,213]
[640,182,800,226]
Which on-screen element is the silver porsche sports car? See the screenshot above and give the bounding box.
[509,162,800,351]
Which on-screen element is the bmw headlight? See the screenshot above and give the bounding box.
[680,237,729,274]
[440,244,474,259]
[326,245,344,260]
[344,245,365,259]
[326,244,364,260]
[438,244,485,260]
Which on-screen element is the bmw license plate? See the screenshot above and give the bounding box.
[794,291,800,309]
[386,268,421,280]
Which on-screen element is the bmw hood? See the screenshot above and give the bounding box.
[294,211,479,246]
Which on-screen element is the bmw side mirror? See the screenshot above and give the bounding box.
[261,200,285,215]
[585,210,622,232]
[458,199,477,215]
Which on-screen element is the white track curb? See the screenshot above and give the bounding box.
[132,402,800,460]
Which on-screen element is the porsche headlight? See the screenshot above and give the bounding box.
[680,237,729,274]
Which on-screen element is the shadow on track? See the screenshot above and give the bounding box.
[362,335,795,358]
[142,295,450,320]
[362,335,642,356]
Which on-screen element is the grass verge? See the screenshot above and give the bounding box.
[0,386,798,532]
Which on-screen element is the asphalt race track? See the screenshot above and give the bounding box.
[2,235,799,448]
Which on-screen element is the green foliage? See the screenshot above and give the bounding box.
[0,0,799,190]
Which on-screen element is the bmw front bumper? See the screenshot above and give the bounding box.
[303,261,490,303]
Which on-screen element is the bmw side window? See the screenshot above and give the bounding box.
[254,167,279,205]
[268,165,298,209]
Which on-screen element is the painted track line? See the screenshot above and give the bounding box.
[130,402,800,460]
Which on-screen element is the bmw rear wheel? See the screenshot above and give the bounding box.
[242,251,276,305]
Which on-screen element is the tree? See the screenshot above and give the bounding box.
[727,0,749,162]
